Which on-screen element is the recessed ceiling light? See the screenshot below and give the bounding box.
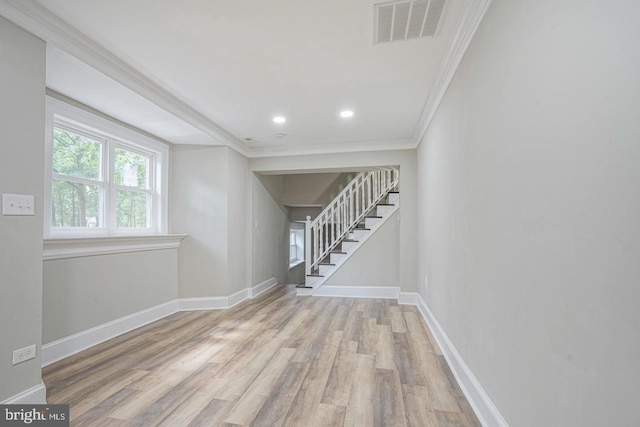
[340,110,354,118]
[275,132,288,138]
[273,116,286,124]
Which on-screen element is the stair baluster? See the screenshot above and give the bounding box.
[305,168,399,276]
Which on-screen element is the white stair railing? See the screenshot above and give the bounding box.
[305,168,399,275]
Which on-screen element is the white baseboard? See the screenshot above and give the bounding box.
[250,277,278,298]
[402,292,508,427]
[1,382,47,404]
[42,279,281,366]
[178,295,230,311]
[313,285,399,299]
[42,300,179,367]
[398,291,421,305]
[178,278,279,310]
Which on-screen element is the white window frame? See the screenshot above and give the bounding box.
[289,226,305,268]
[290,231,298,262]
[45,97,169,238]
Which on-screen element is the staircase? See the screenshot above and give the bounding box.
[298,168,399,296]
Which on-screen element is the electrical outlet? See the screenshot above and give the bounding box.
[12,344,36,365]
[2,193,35,216]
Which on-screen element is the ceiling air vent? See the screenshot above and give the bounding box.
[374,0,447,44]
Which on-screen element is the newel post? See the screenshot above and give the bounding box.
[305,216,312,275]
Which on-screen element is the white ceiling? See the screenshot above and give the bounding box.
[11,0,470,155]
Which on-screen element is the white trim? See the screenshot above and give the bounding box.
[177,295,230,311]
[398,291,421,305]
[413,0,493,146]
[1,382,47,404]
[42,300,179,367]
[289,259,305,270]
[45,96,171,237]
[313,285,400,299]
[43,234,187,260]
[179,278,279,310]
[247,138,415,158]
[0,0,248,157]
[41,280,281,366]
[249,277,278,298]
[402,292,509,427]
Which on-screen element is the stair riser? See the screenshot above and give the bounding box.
[365,217,381,229]
[353,229,368,240]
[330,253,345,264]
[388,193,400,204]
[305,276,322,287]
[319,265,333,275]
[376,205,393,216]
[341,241,358,252]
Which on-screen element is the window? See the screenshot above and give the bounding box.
[45,98,168,237]
[290,231,298,262]
[289,227,305,267]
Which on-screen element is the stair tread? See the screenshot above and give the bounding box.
[342,239,359,243]
[296,284,313,288]
[330,251,347,254]
[354,228,371,231]
[388,191,400,194]
[307,274,324,277]
[377,203,395,206]
[366,215,383,218]
[319,263,336,266]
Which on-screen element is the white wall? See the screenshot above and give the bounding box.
[325,211,400,287]
[43,250,178,343]
[417,0,640,425]
[0,16,46,401]
[251,149,417,291]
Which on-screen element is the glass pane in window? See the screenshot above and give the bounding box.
[117,190,149,228]
[52,179,101,228]
[53,127,102,180]
[115,148,149,189]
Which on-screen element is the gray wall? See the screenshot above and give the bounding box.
[251,149,417,291]
[172,145,229,297]
[281,172,354,208]
[43,250,178,343]
[0,16,46,401]
[325,210,400,287]
[226,148,250,294]
[417,0,640,425]
[251,174,290,285]
[172,145,251,296]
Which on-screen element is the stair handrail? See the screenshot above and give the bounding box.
[305,168,399,275]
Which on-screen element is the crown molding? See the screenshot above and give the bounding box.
[412,0,493,147]
[0,0,250,157]
[247,138,416,158]
[0,0,491,159]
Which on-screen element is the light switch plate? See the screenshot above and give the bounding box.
[2,193,35,216]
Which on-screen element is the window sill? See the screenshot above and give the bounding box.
[43,234,187,261]
[289,259,305,270]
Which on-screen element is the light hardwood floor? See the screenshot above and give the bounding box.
[43,285,481,427]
